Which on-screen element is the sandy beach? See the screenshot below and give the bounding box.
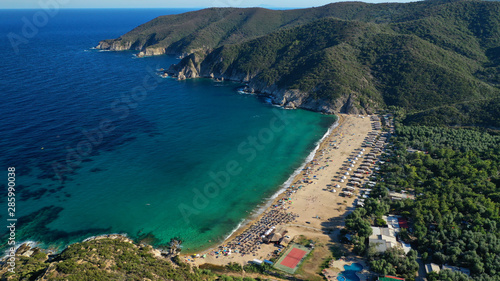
[184,114,376,267]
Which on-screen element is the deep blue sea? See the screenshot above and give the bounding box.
[0,9,335,252]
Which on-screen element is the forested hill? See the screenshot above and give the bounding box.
[98,0,500,122]
[96,1,432,56]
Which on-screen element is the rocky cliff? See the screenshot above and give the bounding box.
[96,39,133,51]
[166,53,369,114]
[96,39,168,57]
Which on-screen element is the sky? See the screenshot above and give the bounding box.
[1,0,417,9]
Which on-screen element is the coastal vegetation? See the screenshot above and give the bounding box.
[98,1,446,54]
[0,237,271,281]
[345,118,500,280]
[386,125,500,280]
[369,248,419,279]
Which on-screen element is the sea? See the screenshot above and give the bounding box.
[0,9,336,253]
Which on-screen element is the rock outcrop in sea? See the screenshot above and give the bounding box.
[96,40,168,57]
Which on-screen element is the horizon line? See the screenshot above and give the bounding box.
[0,1,420,10]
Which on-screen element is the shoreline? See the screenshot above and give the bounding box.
[211,115,342,251]
[4,84,340,259]
[5,115,341,259]
[184,113,375,266]
[8,113,374,273]
[159,69,351,115]
[196,115,344,253]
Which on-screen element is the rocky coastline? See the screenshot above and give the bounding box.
[161,54,366,115]
[96,42,370,115]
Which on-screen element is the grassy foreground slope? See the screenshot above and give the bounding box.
[0,237,267,281]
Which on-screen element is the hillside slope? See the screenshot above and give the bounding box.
[167,1,500,115]
[96,1,429,56]
[0,236,221,281]
[98,0,500,121]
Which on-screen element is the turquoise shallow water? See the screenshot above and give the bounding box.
[0,9,336,252]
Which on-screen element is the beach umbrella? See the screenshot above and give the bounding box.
[341,176,346,179]
[347,168,352,171]
[336,184,340,188]
[355,157,358,160]
[350,164,355,167]
[352,161,356,164]
[333,189,337,192]
[345,172,349,175]
[360,152,363,154]
[340,179,344,182]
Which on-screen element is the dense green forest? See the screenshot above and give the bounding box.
[388,127,500,280]
[98,1,465,54]
[402,98,500,128]
[345,121,500,280]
